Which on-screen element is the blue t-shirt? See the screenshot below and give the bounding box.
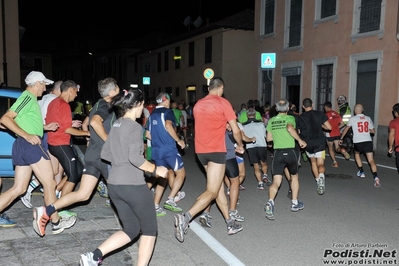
[148,106,177,160]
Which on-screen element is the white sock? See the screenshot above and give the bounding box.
[292,199,298,205]
[268,199,274,205]
[27,178,40,193]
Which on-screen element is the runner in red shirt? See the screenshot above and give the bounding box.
[323,101,345,167]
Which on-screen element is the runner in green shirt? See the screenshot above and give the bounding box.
[264,99,306,221]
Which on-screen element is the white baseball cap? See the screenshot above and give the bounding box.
[25,71,54,85]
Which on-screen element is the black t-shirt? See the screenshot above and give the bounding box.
[298,110,328,147]
[85,99,116,162]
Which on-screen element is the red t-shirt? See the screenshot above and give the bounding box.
[194,95,236,153]
[46,98,72,145]
[389,117,399,152]
[325,110,342,137]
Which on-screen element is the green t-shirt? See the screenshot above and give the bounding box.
[10,90,44,137]
[238,110,263,123]
[172,108,182,126]
[266,114,296,149]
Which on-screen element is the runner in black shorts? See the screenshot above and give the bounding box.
[264,99,307,220]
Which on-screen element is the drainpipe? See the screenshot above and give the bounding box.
[2,0,7,84]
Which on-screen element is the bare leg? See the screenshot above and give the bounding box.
[187,162,225,218]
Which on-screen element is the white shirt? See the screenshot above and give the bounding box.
[38,93,57,124]
[347,114,374,143]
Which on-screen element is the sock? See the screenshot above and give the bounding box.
[292,199,298,205]
[268,199,274,205]
[155,204,159,209]
[319,173,325,179]
[258,181,263,185]
[168,197,174,202]
[184,211,192,223]
[372,172,378,178]
[226,217,234,224]
[51,219,60,226]
[27,178,40,193]
[358,167,364,172]
[46,204,56,217]
[92,248,103,261]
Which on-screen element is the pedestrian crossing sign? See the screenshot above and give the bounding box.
[261,53,276,69]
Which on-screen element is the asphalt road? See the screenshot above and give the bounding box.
[1,142,398,266]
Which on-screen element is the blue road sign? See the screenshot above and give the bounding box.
[143,77,150,85]
[261,53,276,69]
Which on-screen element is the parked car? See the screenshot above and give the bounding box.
[0,87,23,177]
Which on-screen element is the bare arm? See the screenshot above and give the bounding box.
[0,110,42,145]
[228,119,244,154]
[90,114,108,141]
[287,124,306,148]
[322,120,332,131]
[65,127,90,137]
[165,120,185,149]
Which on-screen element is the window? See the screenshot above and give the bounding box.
[175,87,180,97]
[175,46,180,69]
[157,53,161,72]
[188,42,194,66]
[164,50,169,72]
[316,64,333,111]
[287,0,302,47]
[205,37,212,64]
[359,0,382,33]
[320,0,336,19]
[262,0,275,35]
[351,0,385,41]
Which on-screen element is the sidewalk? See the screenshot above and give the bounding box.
[0,181,137,266]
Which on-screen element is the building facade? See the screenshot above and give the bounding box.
[129,10,255,111]
[254,0,399,154]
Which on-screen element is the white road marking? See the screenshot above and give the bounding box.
[190,221,246,266]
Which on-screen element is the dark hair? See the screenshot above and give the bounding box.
[209,77,224,90]
[323,101,332,108]
[60,80,78,92]
[110,88,143,118]
[393,103,399,115]
[302,98,313,108]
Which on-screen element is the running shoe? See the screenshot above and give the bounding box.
[33,206,50,236]
[21,191,33,209]
[317,176,326,195]
[301,152,308,162]
[226,220,243,235]
[291,201,304,212]
[96,180,109,198]
[174,213,189,243]
[373,177,381,188]
[52,215,77,235]
[257,183,265,190]
[357,171,365,178]
[164,199,182,212]
[331,161,338,167]
[105,198,111,206]
[262,174,272,186]
[0,213,16,228]
[239,184,245,190]
[173,191,186,203]
[199,212,212,228]
[58,210,77,219]
[229,210,245,222]
[264,201,275,220]
[155,206,166,217]
[287,190,292,199]
[341,148,350,160]
[79,252,102,266]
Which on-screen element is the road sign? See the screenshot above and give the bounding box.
[261,53,276,69]
[203,68,214,80]
[143,77,150,85]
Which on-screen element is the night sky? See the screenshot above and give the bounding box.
[18,0,254,53]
